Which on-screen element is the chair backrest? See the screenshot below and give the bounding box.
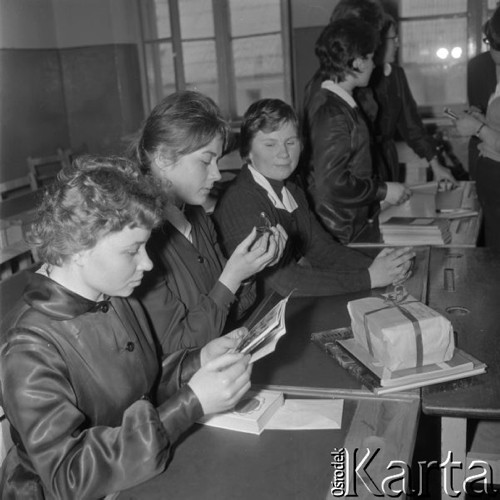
[27,148,72,190]
[0,175,32,200]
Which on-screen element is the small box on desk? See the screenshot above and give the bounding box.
[347,295,454,371]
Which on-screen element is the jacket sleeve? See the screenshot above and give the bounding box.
[214,185,372,297]
[0,329,203,500]
[310,104,385,208]
[396,68,437,161]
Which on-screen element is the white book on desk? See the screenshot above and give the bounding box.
[198,389,284,435]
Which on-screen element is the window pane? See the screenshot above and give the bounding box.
[232,34,285,116]
[182,40,218,103]
[229,0,281,37]
[400,18,467,106]
[179,0,214,39]
[400,0,467,17]
[144,42,176,107]
[143,0,171,40]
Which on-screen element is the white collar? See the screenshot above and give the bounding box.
[247,165,298,213]
[321,80,357,108]
[165,205,192,242]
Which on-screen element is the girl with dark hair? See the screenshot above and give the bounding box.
[304,18,411,244]
[133,91,286,354]
[214,98,415,298]
[0,156,252,499]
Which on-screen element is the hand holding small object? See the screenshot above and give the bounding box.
[368,247,416,288]
[188,351,252,415]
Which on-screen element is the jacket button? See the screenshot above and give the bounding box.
[197,255,204,263]
[101,303,109,313]
[126,342,135,352]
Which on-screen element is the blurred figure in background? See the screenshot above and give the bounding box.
[303,19,411,245]
[368,14,457,186]
[454,6,500,252]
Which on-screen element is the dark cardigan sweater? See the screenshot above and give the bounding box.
[213,165,374,298]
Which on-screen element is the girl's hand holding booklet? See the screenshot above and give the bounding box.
[235,293,291,362]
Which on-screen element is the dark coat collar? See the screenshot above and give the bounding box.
[24,273,111,320]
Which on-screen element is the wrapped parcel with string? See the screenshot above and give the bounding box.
[347,294,454,371]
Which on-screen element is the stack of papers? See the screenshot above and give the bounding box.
[380,217,451,245]
[311,327,486,395]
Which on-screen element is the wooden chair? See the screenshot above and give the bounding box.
[27,148,72,190]
[0,175,32,200]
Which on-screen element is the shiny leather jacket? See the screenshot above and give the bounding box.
[0,273,202,499]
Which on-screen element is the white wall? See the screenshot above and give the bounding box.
[0,0,141,49]
[0,0,57,48]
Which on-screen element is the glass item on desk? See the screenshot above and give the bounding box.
[388,255,415,301]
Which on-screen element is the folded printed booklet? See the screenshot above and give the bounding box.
[236,293,290,362]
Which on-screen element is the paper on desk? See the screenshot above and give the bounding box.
[266,399,344,430]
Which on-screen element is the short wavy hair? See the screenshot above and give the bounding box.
[131,90,229,171]
[239,99,299,160]
[27,156,162,266]
[315,18,379,82]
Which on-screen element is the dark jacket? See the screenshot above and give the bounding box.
[369,64,437,182]
[0,273,202,499]
[305,87,385,244]
[213,165,373,298]
[135,205,255,354]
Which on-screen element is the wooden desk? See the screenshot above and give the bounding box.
[115,250,428,499]
[422,247,500,499]
[350,181,482,248]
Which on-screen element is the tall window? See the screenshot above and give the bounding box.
[139,0,291,122]
[397,0,494,115]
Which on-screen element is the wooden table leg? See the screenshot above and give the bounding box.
[441,416,467,500]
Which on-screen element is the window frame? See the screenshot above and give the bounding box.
[137,0,293,125]
[396,0,492,117]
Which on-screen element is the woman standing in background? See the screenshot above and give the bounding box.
[368,14,457,185]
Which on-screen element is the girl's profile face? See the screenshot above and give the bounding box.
[76,226,153,301]
[247,121,301,181]
[162,135,223,206]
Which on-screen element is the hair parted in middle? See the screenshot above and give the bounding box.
[315,18,379,83]
[27,155,163,266]
[239,98,299,160]
[132,90,229,171]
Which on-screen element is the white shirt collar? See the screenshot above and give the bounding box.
[247,164,298,213]
[165,205,192,242]
[321,80,357,108]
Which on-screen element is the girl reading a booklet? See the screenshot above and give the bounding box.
[132,91,287,354]
[0,157,252,499]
